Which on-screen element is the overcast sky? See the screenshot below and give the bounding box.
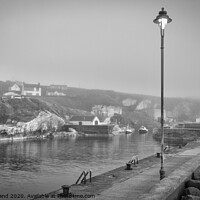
[0,0,200,98]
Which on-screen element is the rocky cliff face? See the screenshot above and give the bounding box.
[19,111,65,134]
[0,97,91,124]
[0,111,65,137]
[1,85,200,132]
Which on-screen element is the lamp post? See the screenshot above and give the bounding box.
[153,8,172,180]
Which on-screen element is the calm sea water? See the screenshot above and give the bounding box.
[0,132,161,195]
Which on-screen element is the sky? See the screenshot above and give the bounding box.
[0,0,200,98]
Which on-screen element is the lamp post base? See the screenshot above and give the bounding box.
[159,168,165,180]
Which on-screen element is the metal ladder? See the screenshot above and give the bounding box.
[75,170,92,184]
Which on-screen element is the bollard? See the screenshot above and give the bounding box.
[160,169,165,180]
[126,163,132,170]
[179,145,182,149]
[136,156,139,164]
[62,185,70,197]
[157,152,161,158]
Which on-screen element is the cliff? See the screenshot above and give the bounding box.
[0,111,66,139]
[0,97,91,124]
[1,81,200,131]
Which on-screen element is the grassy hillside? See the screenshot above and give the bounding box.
[0,97,91,124]
[1,81,200,126]
[41,87,200,121]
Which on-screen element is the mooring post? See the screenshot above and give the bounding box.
[126,163,132,170]
[157,152,161,158]
[62,185,70,197]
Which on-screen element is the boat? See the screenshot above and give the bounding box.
[138,126,148,134]
[125,125,134,134]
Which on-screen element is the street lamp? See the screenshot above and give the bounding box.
[153,8,172,180]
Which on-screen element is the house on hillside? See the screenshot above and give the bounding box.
[91,105,122,118]
[46,84,67,96]
[69,116,100,125]
[22,83,41,96]
[196,117,200,123]
[46,91,66,96]
[9,83,21,94]
[49,85,68,90]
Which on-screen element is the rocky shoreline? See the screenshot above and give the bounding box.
[0,111,78,142]
[0,131,79,142]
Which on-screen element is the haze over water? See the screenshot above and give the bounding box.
[0,133,161,195]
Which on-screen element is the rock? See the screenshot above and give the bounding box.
[21,111,65,134]
[0,111,65,137]
[186,180,200,190]
[122,98,137,106]
[181,195,200,200]
[136,100,151,110]
[183,187,200,196]
[194,167,200,180]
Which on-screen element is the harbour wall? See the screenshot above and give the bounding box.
[62,124,113,135]
[153,128,200,143]
[35,140,200,200]
[141,148,200,200]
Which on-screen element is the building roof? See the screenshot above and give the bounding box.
[23,83,40,88]
[70,116,97,122]
[9,83,22,92]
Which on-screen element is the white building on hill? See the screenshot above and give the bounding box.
[69,116,100,125]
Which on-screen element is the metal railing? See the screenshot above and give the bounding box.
[128,155,139,165]
[75,170,92,184]
[126,155,139,170]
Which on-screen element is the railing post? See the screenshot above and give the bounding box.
[75,171,84,184]
[136,156,139,164]
[84,171,88,184]
[89,170,92,182]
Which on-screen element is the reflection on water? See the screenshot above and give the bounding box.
[0,133,161,195]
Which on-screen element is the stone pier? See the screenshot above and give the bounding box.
[34,140,200,200]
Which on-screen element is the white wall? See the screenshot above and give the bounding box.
[70,116,100,125]
[23,88,41,96]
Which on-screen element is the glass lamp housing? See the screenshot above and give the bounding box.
[153,8,172,30]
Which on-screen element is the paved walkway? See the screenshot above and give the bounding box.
[95,144,200,200]
[34,140,200,200]
[95,154,193,199]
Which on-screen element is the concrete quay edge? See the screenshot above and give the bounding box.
[34,140,200,200]
[139,149,200,200]
[94,143,200,200]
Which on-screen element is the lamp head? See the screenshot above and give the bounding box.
[153,8,172,30]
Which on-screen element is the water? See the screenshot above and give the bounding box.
[0,132,161,195]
